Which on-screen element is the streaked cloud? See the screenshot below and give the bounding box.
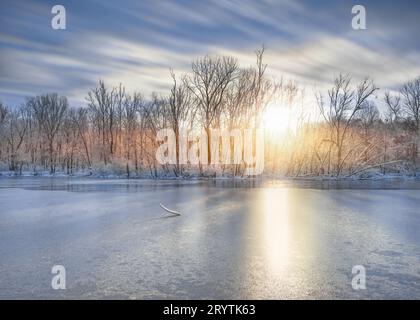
[0,0,419,106]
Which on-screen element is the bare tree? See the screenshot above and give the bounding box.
[0,101,7,125]
[317,74,378,176]
[250,47,279,128]
[29,93,68,173]
[224,68,254,129]
[115,83,125,157]
[61,109,80,174]
[384,91,402,124]
[400,76,420,169]
[167,70,191,175]
[141,93,168,176]
[0,101,8,160]
[359,101,380,132]
[70,107,92,168]
[22,104,40,172]
[358,101,380,162]
[401,77,420,130]
[86,81,125,164]
[123,92,143,175]
[4,105,28,171]
[185,55,238,164]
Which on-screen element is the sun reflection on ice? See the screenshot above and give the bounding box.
[260,188,291,274]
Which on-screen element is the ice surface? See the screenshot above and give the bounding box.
[0,177,419,299]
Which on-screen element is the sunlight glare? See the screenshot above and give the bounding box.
[260,188,291,273]
[262,104,297,137]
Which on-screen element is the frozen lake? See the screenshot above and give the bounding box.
[0,177,419,299]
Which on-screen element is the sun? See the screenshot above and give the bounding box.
[262,104,297,136]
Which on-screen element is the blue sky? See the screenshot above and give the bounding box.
[1,0,420,107]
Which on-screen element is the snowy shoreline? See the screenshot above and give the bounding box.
[0,169,418,181]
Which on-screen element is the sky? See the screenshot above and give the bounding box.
[1,0,420,107]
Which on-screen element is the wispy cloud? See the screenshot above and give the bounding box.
[0,0,419,106]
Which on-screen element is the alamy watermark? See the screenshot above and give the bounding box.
[51,265,66,290]
[351,265,366,290]
[50,4,366,31]
[352,5,367,30]
[155,128,264,175]
[51,5,66,30]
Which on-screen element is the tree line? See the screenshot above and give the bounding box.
[0,49,419,178]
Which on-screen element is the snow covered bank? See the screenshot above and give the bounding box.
[1,167,419,181]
